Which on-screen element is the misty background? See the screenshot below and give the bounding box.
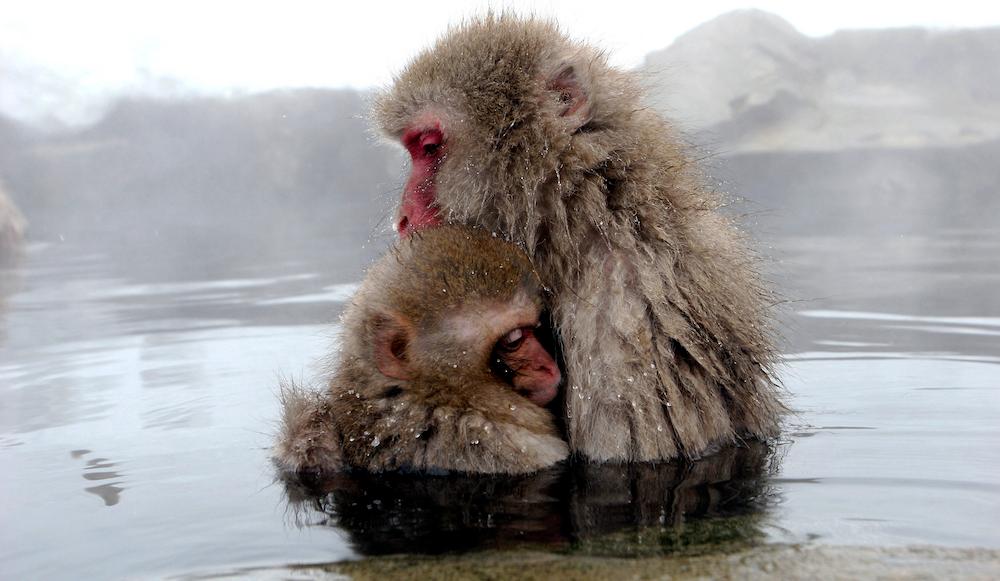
[2,8,999,278]
[3,7,1000,579]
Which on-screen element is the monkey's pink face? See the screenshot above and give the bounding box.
[397,120,446,236]
[493,325,561,407]
[442,298,561,407]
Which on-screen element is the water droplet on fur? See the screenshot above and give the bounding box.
[509,404,517,411]
[571,385,579,390]
[348,437,356,442]
[371,437,380,447]
[657,425,664,432]
[666,402,672,407]
[626,376,634,383]
[471,439,480,445]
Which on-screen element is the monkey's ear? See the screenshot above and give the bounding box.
[371,312,413,381]
[545,64,590,128]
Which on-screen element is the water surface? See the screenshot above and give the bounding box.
[1,229,998,579]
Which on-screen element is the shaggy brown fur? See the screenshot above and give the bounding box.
[374,15,784,461]
[274,226,569,474]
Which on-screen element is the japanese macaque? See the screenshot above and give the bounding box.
[373,15,784,462]
[274,225,569,475]
[0,181,26,263]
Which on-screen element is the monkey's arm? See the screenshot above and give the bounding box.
[273,381,344,474]
[417,404,569,474]
[337,390,569,475]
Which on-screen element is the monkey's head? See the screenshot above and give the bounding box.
[355,225,561,407]
[374,14,637,241]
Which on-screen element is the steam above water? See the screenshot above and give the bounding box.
[2,10,998,263]
[2,10,1000,579]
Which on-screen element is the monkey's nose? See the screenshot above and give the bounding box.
[396,216,411,237]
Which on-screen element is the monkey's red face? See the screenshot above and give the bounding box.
[492,325,561,407]
[374,293,562,408]
[398,123,446,236]
[377,18,594,241]
[441,298,561,407]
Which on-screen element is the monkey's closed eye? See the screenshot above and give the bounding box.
[497,328,525,352]
[405,128,444,160]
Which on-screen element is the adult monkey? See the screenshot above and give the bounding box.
[374,15,783,461]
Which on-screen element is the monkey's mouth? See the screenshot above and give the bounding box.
[490,357,559,406]
[516,382,559,407]
[490,325,562,407]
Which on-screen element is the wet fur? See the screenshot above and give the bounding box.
[274,227,569,475]
[374,15,784,461]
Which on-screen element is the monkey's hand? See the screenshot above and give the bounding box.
[416,404,569,474]
[273,381,343,474]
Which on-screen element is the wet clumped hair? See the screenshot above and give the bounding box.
[374,14,784,461]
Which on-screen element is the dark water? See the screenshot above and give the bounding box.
[2,229,999,579]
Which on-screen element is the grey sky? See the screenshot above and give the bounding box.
[2,0,998,125]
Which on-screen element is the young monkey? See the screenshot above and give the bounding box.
[274,225,569,475]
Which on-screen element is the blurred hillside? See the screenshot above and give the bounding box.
[646,10,1000,234]
[643,9,1000,151]
[0,9,997,260]
[0,90,402,271]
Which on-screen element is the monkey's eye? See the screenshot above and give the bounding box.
[497,328,525,352]
[419,130,443,158]
[404,128,444,160]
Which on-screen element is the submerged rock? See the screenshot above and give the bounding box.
[197,545,1000,580]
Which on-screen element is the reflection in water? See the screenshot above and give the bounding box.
[72,449,125,506]
[0,248,22,344]
[280,442,777,557]
[85,483,125,507]
[2,231,1000,579]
